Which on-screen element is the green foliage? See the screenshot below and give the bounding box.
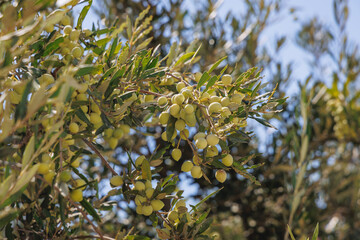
[103,0,360,239]
[288,223,319,240]
[0,0,283,239]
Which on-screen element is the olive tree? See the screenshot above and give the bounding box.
[0,1,284,239]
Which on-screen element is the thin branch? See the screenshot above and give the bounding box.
[156,211,171,226]
[70,236,115,240]
[193,101,218,134]
[139,89,165,97]
[82,138,118,175]
[89,94,112,119]
[72,204,105,240]
[166,72,191,87]
[239,76,263,87]
[37,175,107,240]
[124,87,169,97]
[184,137,196,155]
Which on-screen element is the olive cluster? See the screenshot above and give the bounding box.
[153,74,247,184]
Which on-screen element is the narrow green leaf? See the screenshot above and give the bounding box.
[236,67,258,84]
[197,218,213,235]
[149,212,158,227]
[126,16,132,40]
[1,164,38,209]
[71,166,90,184]
[13,164,39,195]
[195,187,223,208]
[311,223,319,240]
[75,108,92,127]
[218,139,229,151]
[15,81,32,121]
[75,65,100,77]
[5,223,14,240]
[161,174,174,188]
[100,112,112,128]
[150,145,170,161]
[126,235,151,240]
[135,37,153,51]
[251,82,261,98]
[220,65,228,75]
[162,184,176,194]
[245,162,265,170]
[0,209,19,229]
[166,117,176,142]
[77,0,92,29]
[99,67,115,83]
[227,132,250,144]
[189,44,202,63]
[141,159,152,181]
[22,135,35,168]
[80,199,101,222]
[174,52,195,67]
[30,40,44,51]
[204,75,218,92]
[287,225,296,240]
[43,36,64,56]
[196,72,210,89]
[0,175,15,200]
[135,5,151,27]
[250,117,277,129]
[195,209,211,225]
[232,164,261,185]
[210,159,226,168]
[166,42,177,67]
[58,195,68,232]
[118,44,129,65]
[208,56,227,74]
[141,70,165,79]
[146,55,159,70]
[108,37,118,63]
[0,185,27,210]
[104,66,126,99]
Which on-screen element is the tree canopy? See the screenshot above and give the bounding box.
[1,0,360,240]
[0,0,285,239]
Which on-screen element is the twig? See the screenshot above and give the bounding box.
[59,116,64,171]
[70,236,115,240]
[156,211,172,226]
[82,138,118,175]
[166,73,191,87]
[89,94,112,119]
[193,102,217,134]
[124,87,168,97]
[184,137,196,155]
[239,76,263,87]
[36,175,107,240]
[72,204,105,240]
[6,93,51,142]
[139,89,165,97]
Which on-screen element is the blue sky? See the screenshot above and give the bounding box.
[217,0,360,90]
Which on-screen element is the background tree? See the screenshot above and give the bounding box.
[0,0,284,239]
[104,0,360,239]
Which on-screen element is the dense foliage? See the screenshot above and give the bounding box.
[1,0,360,239]
[105,0,360,240]
[0,1,285,239]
